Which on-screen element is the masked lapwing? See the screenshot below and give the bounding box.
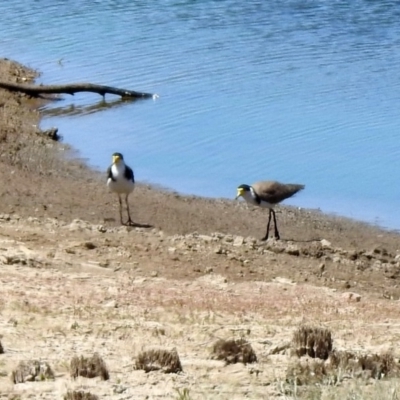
[107,152,135,226]
[235,181,305,240]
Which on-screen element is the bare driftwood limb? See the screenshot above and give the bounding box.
[0,81,155,100]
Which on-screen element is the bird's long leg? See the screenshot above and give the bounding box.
[118,195,124,225]
[262,209,272,241]
[125,194,134,226]
[272,209,280,240]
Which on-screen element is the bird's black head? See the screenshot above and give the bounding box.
[236,184,251,199]
[112,152,124,164]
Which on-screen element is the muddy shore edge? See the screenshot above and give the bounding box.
[0,58,398,245]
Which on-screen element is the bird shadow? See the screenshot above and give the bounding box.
[103,217,154,229]
[279,238,323,243]
[124,221,154,229]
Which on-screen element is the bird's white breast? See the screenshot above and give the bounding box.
[242,189,273,209]
[107,163,135,194]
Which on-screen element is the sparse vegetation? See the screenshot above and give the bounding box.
[64,391,99,400]
[286,346,400,388]
[11,360,54,383]
[210,338,257,365]
[329,350,400,380]
[291,325,333,360]
[70,353,109,380]
[135,348,183,373]
[174,388,193,400]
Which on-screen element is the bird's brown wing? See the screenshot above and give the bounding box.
[252,181,304,204]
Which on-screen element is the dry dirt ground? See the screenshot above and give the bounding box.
[0,58,400,399]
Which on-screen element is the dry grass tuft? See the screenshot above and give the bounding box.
[286,350,400,386]
[328,349,356,369]
[70,352,109,381]
[11,360,54,383]
[291,325,333,360]
[135,348,183,373]
[64,390,99,400]
[210,338,257,365]
[357,352,398,379]
[330,350,399,379]
[286,359,330,386]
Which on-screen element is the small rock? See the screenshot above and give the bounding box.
[0,214,11,221]
[104,300,118,308]
[286,245,300,256]
[97,225,107,233]
[342,292,361,302]
[372,260,382,270]
[151,271,159,277]
[0,255,9,265]
[363,251,374,260]
[233,236,244,247]
[214,246,224,254]
[199,235,213,242]
[68,219,91,232]
[348,251,358,261]
[244,237,257,245]
[40,127,60,141]
[118,226,133,233]
[268,341,291,355]
[320,239,331,248]
[113,385,128,394]
[372,247,388,256]
[272,277,295,285]
[205,267,213,274]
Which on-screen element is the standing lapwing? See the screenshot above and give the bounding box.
[235,181,305,240]
[107,152,135,226]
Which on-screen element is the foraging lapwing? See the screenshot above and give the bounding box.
[235,181,305,240]
[107,152,135,225]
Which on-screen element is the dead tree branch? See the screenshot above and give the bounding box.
[0,81,155,99]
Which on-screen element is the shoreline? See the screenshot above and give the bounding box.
[7,56,395,234]
[0,58,399,249]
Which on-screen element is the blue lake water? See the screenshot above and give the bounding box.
[1,1,400,230]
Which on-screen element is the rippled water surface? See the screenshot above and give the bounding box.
[1,1,400,229]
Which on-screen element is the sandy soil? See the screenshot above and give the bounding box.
[0,58,400,399]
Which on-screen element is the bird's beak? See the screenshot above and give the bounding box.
[235,188,244,200]
[113,155,120,164]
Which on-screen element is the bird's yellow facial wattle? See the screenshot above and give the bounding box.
[235,187,244,199]
[113,155,121,164]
